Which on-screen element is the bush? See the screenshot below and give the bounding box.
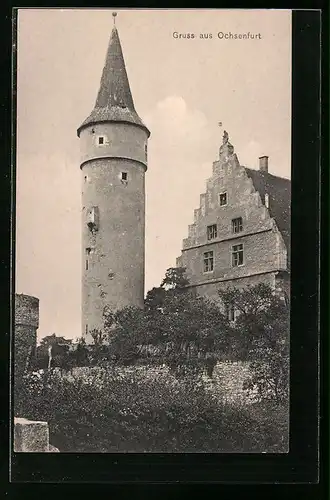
[15,366,288,453]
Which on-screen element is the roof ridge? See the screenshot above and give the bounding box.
[245,166,291,182]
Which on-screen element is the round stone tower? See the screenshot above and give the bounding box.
[77,15,150,342]
[14,293,39,381]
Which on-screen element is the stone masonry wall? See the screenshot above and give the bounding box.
[176,135,288,300]
[14,417,59,452]
[14,294,39,385]
[69,363,257,406]
[80,121,149,342]
[192,271,276,303]
[204,361,258,405]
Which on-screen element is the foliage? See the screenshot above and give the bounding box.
[160,266,190,290]
[105,271,229,377]
[23,281,289,407]
[15,366,288,453]
[144,266,188,311]
[90,329,107,347]
[31,334,72,371]
[14,280,290,453]
[144,286,166,312]
[39,333,72,348]
[219,283,290,403]
[31,335,89,371]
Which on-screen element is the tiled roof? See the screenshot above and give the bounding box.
[77,25,150,137]
[77,105,149,136]
[245,168,291,260]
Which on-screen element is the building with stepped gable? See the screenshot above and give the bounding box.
[77,13,289,340]
[176,131,291,315]
[77,14,150,342]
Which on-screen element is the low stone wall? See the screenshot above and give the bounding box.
[68,362,258,405]
[203,361,258,405]
[14,417,59,452]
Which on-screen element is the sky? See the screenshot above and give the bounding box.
[16,9,292,340]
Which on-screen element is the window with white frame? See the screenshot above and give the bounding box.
[232,244,244,267]
[207,224,217,240]
[232,217,243,233]
[203,251,214,272]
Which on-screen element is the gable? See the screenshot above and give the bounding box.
[245,168,291,261]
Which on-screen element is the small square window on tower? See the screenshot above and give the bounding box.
[121,172,128,181]
[219,192,227,206]
[98,136,104,145]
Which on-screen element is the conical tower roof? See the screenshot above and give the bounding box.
[77,21,150,137]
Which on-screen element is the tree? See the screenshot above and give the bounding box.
[105,306,147,365]
[144,286,166,312]
[39,333,72,348]
[144,267,188,313]
[219,283,290,403]
[72,337,90,367]
[148,290,228,377]
[160,266,190,290]
[106,267,229,378]
[35,334,73,370]
[90,329,107,347]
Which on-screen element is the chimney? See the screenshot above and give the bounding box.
[259,155,269,173]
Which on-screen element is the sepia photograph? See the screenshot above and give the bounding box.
[14,8,292,454]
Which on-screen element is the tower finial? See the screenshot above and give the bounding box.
[112,11,117,25]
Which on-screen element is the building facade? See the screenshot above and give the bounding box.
[77,17,150,342]
[176,131,291,312]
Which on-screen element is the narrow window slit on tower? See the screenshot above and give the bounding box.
[265,193,270,208]
[85,248,91,270]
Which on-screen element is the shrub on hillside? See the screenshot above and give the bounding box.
[15,366,288,453]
